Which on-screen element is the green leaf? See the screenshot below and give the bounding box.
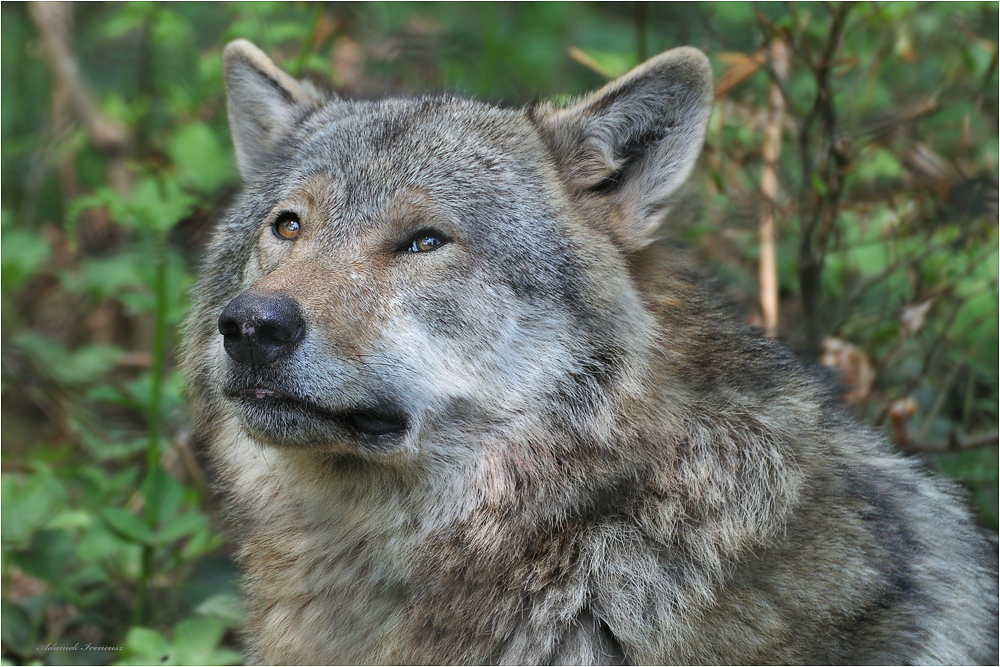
[154,512,207,545]
[66,187,124,235]
[854,148,904,182]
[78,431,148,462]
[149,8,192,46]
[211,648,244,666]
[142,471,186,528]
[169,123,237,195]
[811,172,828,196]
[181,526,224,560]
[65,252,146,299]
[100,508,153,545]
[71,176,194,234]
[12,336,122,387]
[194,592,246,627]
[1,211,51,290]
[114,618,241,665]
[173,617,224,665]
[1,599,35,657]
[102,4,148,39]
[76,522,142,574]
[1,473,67,544]
[46,509,95,531]
[116,626,173,666]
[129,178,170,232]
[15,528,74,584]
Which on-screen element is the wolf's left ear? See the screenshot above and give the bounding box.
[224,39,327,181]
[537,47,713,251]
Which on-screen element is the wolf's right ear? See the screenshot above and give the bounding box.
[224,39,327,181]
[536,48,713,252]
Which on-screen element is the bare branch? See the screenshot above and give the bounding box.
[903,431,999,455]
[28,2,128,152]
[759,37,789,338]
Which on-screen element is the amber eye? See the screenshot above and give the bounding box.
[273,212,300,240]
[405,230,448,253]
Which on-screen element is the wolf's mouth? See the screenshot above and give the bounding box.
[227,386,409,438]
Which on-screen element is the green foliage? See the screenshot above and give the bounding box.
[1,210,52,292]
[69,176,195,235]
[117,618,241,666]
[2,2,996,664]
[2,462,233,665]
[169,124,238,196]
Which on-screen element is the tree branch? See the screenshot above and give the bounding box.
[29,3,128,152]
[759,36,789,338]
[902,431,999,455]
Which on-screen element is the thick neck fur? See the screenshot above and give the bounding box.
[203,241,806,665]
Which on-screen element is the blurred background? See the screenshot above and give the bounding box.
[2,2,997,664]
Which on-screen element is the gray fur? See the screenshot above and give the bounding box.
[181,41,999,665]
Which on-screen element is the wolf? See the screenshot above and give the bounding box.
[181,39,998,665]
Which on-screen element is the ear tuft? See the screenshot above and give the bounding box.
[224,39,328,181]
[539,47,713,251]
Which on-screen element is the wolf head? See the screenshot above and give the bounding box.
[184,40,712,470]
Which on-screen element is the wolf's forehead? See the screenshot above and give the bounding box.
[293,98,535,181]
[274,99,551,223]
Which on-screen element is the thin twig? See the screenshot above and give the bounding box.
[796,3,855,352]
[28,2,131,192]
[759,36,789,337]
[903,431,999,455]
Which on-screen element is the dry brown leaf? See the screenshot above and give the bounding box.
[568,46,616,79]
[902,143,962,186]
[715,49,767,99]
[900,300,933,338]
[889,396,920,446]
[819,337,876,403]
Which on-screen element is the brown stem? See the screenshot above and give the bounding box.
[902,431,999,455]
[28,1,130,192]
[759,37,790,338]
[797,3,854,353]
[634,2,649,63]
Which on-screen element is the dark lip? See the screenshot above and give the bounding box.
[225,385,409,438]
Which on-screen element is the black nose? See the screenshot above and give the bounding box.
[218,291,306,366]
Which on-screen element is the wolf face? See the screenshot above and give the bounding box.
[182,40,997,666]
[190,40,711,464]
